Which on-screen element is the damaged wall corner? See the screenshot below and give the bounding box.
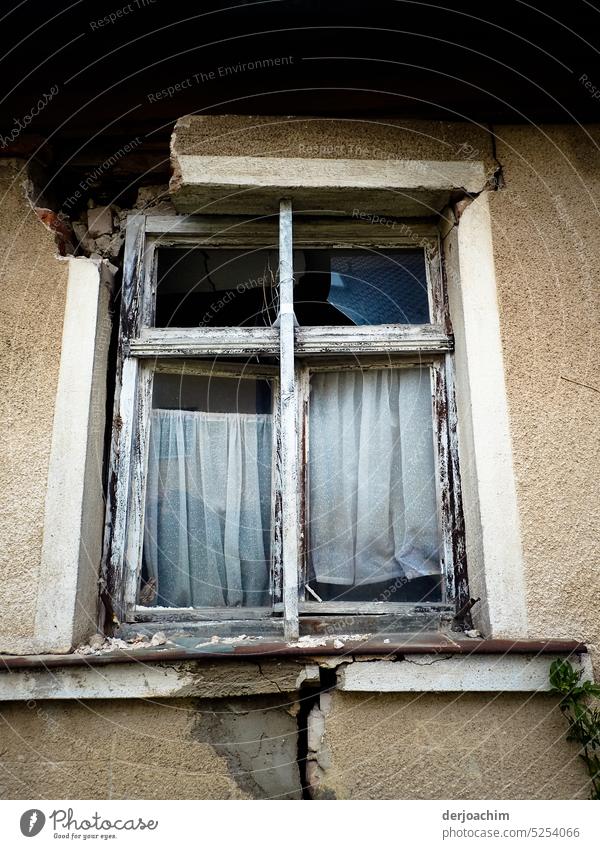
[0,158,72,650]
[0,159,114,653]
[33,255,114,653]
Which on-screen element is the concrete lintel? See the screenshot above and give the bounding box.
[337,653,594,693]
[170,156,486,216]
[0,659,319,701]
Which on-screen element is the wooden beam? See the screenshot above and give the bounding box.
[295,324,452,354]
[130,326,279,356]
[103,214,147,623]
[279,199,300,640]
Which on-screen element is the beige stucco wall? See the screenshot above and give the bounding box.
[488,126,600,651]
[0,689,590,799]
[0,695,301,799]
[171,115,496,170]
[311,690,591,799]
[0,159,69,640]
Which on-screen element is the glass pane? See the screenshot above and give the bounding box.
[293,248,430,325]
[155,248,278,327]
[306,367,442,604]
[140,369,273,608]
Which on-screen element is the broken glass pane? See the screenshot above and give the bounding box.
[155,247,279,327]
[294,248,430,325]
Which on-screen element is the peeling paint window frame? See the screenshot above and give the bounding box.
[103,208,469,639]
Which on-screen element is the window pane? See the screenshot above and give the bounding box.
[141,370,273,608]
[294,248,430,326]
[155,248,278,327]
[307,367,442,603]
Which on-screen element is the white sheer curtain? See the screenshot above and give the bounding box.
[143,409,272,608]
[308,368,441,588]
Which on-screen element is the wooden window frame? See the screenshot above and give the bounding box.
[103,205,469,640]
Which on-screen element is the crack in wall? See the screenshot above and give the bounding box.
[403,654,454,666]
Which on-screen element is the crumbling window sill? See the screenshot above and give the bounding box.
[0,637,590,701]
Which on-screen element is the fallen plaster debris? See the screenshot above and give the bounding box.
[194,634,264,648]
[287,634,370,649]
[75,632,175,655]
[306,691,334,799]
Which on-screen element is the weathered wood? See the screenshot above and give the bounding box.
[271,378,283,605]
[131,326,450,358]
[295,324,451,355]
[295,602,452,615]
[432,360,455,606]
[0,638,587,671]
[279,199,300,640]
[105,208,469,634]
[130,326,279,356]
[296,367,310,601]
[103,214,146,624]
[443,353,470,619]
[145,213,438,246]
[152,359,279,379]
[300,613,451,634]
[301,355,440,372]
[121,362,153,615]
[425,234,446,327]
[133,606,275,622]
[145,214,279,241]
[119,619,285,639]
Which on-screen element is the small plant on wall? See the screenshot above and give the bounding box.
[550,659,600,799]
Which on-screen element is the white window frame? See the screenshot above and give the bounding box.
[103,204,469,640]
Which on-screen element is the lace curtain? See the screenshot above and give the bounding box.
[143,409,272,607]
[308,368,441,588]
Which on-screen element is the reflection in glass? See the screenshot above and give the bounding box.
[307,367,442,603]
[294,248,430,325]
[155,246,430,328]
[155,248,278,327]
[141,370,273,608]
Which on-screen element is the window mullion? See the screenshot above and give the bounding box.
[278,198,300,640]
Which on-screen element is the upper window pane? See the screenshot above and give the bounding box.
[155,247,278,327]
[293,248,430,326]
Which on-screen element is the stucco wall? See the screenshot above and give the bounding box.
[0,689,590,800]
[0,696,300,799]
[310,690,590,800]
[0,159,69,640]
[171,115,496,169]
[488,126,600,650]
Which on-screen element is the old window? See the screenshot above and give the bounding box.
[105,203,468,639]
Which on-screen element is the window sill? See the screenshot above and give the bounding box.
[125,605,455,638]
[0,636,590,701]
